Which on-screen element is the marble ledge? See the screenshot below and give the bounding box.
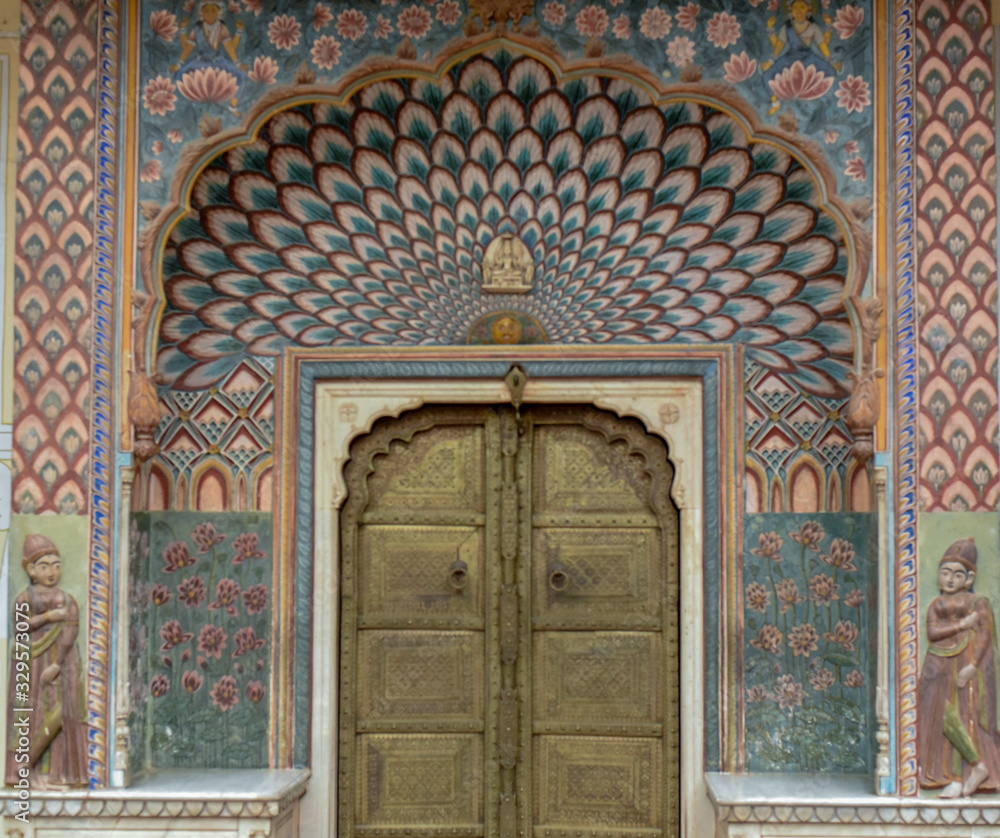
[707,773,1000,827]
[0,768,310,819]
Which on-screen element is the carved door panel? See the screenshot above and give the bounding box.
[523,408,679,838]
[340,405,679,838]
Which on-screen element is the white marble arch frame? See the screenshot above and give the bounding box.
[308,376,712,836]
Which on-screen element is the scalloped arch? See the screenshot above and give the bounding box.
[140,39,867,397]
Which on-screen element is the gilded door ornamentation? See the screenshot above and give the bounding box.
[340,405,680,838]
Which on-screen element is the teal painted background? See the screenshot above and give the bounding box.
[129,512,273,770]
[743,512,876,772]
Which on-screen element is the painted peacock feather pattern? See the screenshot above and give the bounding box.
[159,48,855,396]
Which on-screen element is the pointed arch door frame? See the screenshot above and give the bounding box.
[282,347,735,837]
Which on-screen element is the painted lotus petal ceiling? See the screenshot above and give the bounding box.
[156,49,856,396]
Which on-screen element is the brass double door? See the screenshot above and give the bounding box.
[339,404,680,838]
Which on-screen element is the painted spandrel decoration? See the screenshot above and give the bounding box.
[4,535,87,788]
[918,537,1000,797]
[743,514,875,772]
[136,0,873,220]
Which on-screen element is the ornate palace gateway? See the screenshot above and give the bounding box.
[0,0,997,835]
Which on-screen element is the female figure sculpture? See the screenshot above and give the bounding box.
[918,537,1000,797]
[4,534,86,787]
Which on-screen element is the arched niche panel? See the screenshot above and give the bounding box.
[254,466,274,512]
[850,462,871,512]
[236,472,249,511]
[745,461,765,514]
[194,466,229,511]
[790,458,823,513]
[147,463,171,512]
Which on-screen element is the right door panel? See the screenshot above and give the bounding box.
[524,408,679,838]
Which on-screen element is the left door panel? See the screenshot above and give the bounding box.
[341,408,501,838]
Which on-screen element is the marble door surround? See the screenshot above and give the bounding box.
[308,358,711,835]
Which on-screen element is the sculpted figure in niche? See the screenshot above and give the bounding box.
[918,537,1000,797]
[4,535,86,787]
[482,234,534,292]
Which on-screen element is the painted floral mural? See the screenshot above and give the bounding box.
[129,512,272,769]
[743,513,876,771]
[137,0,874,220]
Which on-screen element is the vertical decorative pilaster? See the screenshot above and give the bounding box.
[894,0,919,796]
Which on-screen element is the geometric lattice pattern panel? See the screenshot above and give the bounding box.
[916,0,997,511]
[745,359,854,512]
[155,48,857,399]
[152,357,275,512]
[14,0,96,514]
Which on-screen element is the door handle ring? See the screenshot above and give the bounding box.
[449,560,469,592]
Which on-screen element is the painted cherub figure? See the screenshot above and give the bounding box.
[918,537,1000,797]
[5,535,87,787]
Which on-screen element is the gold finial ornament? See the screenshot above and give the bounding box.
[482,234,534,293]
[128,371,166,462]
[846,297,885,464]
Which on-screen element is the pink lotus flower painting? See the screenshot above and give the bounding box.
[150,10,179,43]
[177,68,240,104]
[767,61,834,102]
[268,13,302,50]
[675,2,700,31]
[833,4,864,39]
[142,76,177,116]
[135,515,273,768]
[723,51,757,83]
[575,4,609,37]
[743,516,874,772]
[248,56,279,85]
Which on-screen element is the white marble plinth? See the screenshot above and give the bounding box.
[0,768,308,837]
[708,772,1000,836]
